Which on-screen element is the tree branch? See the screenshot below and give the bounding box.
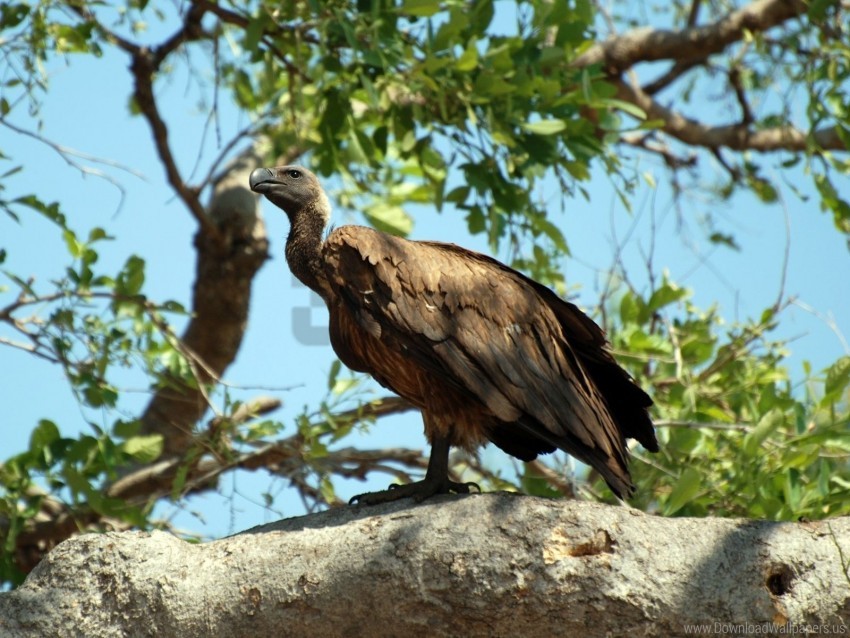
[136,144,270,456]
[654,419,751,432]
[128,47,212,233]
[70,2,214,231]
[2,496,848,636]
[574,0,807,72]
[613,79,846,153]
[641,58,706,95]
[619,133,698,169]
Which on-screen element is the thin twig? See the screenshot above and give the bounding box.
[642,58,705,95]
[687,0,702,27]
[654,420,751,432]
[619,134,698,169]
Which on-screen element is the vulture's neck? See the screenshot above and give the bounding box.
[285,201,331,298]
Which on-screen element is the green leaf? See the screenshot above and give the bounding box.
[627,330,671,355]
[118,255,146,296]
[445,186,470,205]
[709,232,740,250]
[363,203,413,236]
[122,435,164,463]
[619,291,644,324]
[1,4,30,29]
[62,229,83,259]
[647,282,688,312]
[824,356,850,400]
[783,468,802,511]
[88,227,112,244]
[466,206,485,234]
[747,176,778,203]
[242,420,284,441]
[113,419,141,438]
[331,376,359,396]
[162,300,187,313]
[13,195,66,226]
[455,42,478,72]
[62,465,91,497]
[243,14,268,52]
[327,359,342,391]
[599,98,646,120]
[171,463,190,500]
[319,475,337,502]
[664,467,702,515]
[743,409,785,456]
[808,0,835,21]
[522,119,567,135]
[814,173,850,234]
[82,383,119,408]
[50,23,99,55]
[402,0,441,17]
[30,419,60,455]
[533,216,570,254]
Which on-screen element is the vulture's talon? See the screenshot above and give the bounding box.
[349,476,478,506]
[459,481,481,494]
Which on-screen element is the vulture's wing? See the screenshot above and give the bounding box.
[323,226,653,496]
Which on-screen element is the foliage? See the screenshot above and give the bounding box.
[1,0,849,591]
[605,284,850,520]
[0,198,181,584]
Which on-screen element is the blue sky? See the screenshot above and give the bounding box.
[2,7,849,538]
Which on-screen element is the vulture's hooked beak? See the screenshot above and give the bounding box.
[249,167,277,194]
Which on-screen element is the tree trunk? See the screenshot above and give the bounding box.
[1,494,847,637]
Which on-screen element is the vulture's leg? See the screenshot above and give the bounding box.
[349,435,480,505]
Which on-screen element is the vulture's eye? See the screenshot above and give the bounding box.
[287,169,302,179]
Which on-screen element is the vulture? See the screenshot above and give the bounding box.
[249,165,658,505]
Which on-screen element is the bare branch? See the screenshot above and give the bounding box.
[128,50,212,233]
[0,118,144,181]
[117,398,415,503]
[322,395,415,426]
[642,58,706,95]
[223,396,283,427]
[687,0,702,27]
[0,335,60,364]
[574,0,807,72]
[710,147,742,181]
[71,1,216,232]
[728,43,754,125]
[619,134,698,169]
[613,79,846,153]
[151,1,208,68]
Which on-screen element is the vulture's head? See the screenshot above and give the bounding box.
[249,165,330,223]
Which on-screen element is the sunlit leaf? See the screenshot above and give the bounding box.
[522,119,567,135]
[664,467,702,516]
[122,435,164,463]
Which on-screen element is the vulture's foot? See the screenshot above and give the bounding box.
[349,478,480,506]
